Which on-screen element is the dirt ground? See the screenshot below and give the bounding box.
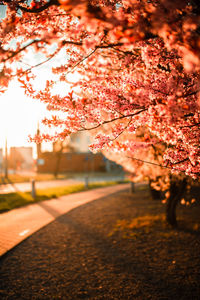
[0,184,200,300]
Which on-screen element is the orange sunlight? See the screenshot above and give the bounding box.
[0,48,80,157]
[0,80,49,157]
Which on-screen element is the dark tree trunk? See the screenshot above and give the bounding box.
[54,146,64,178]
[166,178,187,227]
[54,152,61,178]
[149,178,162,200]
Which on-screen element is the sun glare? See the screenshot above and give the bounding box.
[0,80,49,155]
[0,44,81,158]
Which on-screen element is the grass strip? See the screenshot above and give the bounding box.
[0,181,124,213]
[0,172,125,184]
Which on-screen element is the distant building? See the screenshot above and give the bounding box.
[51,131,91,154]
[37,151,106,173]
[36,130,121,174]
[36,131,104,173]
[9,147,34,170]
[69,132,91,153]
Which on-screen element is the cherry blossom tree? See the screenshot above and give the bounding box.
[0,0,200,226]
[101,126,190,227]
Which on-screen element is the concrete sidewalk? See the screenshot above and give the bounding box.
[0,183,130,257]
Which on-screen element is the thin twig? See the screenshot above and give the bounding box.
[127,156,190,174]
[80,108,147,131]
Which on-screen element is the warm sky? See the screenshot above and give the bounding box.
[0,80,50,157]
[0,46,79,158]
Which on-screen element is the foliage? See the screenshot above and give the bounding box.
[0,1,200,179]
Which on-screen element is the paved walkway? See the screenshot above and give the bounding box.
[0,183,130,257]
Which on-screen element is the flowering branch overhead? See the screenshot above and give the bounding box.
[0,0,200,179]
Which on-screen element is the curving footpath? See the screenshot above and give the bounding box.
[0,183,130,257]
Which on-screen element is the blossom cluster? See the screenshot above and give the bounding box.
[0,0,200,179]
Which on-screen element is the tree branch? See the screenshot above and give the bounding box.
[2,39,42,63]
[178,89,200,99]
[64,42,127,75]
[127,156,193,174]
[18,47,60,74]
[80,108,147,131]
[17,0,60,14]
[180,122,200,129]
[110,118,132,141]
[173,157,189,165]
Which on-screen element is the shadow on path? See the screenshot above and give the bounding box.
[0,190,199,299]
[37,201,62,218]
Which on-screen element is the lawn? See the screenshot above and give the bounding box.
[0,171,125,184]
[0,173,75,184]
[0,181,123,213]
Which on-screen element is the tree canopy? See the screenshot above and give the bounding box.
[0,0,200,178]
